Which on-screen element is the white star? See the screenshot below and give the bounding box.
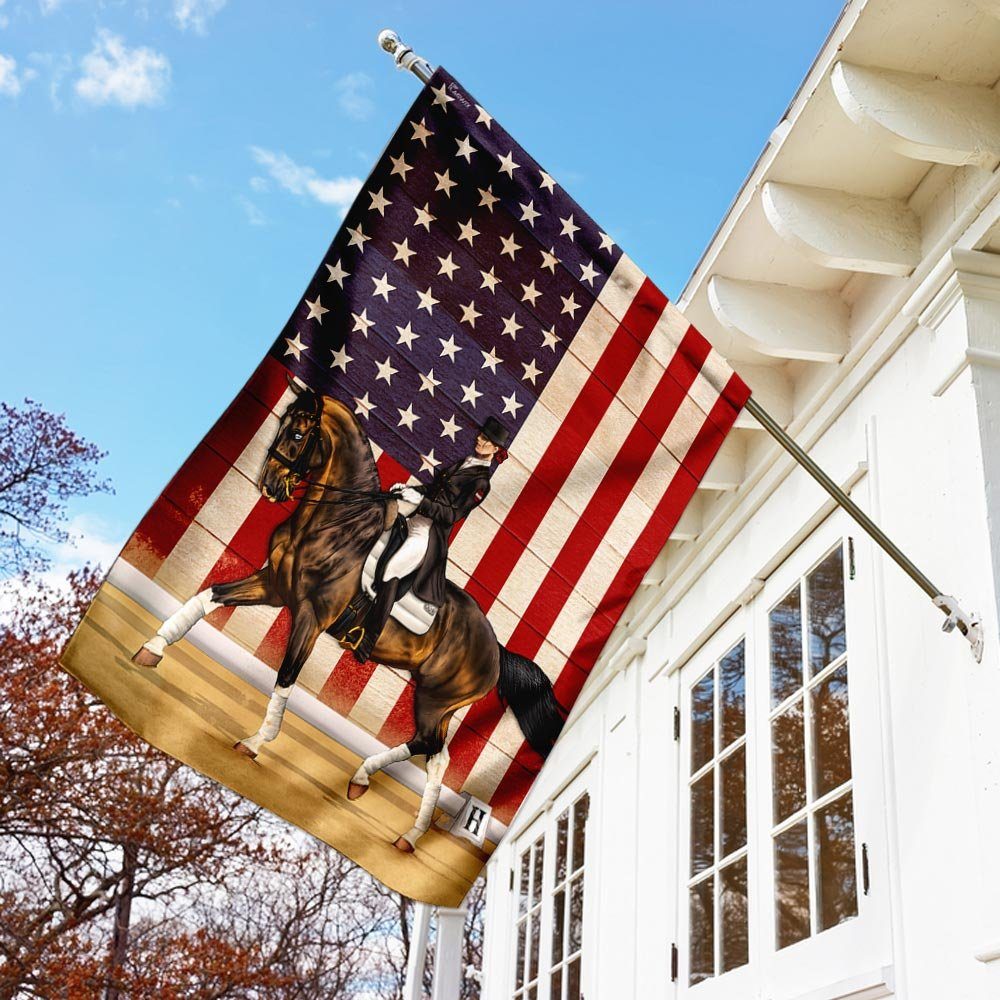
[414,203,436,231]
[498,151,520,177]
[398,404,420,430]
[458,218,480,246]
[375,356,398,385]
[304,295,328,323]
[500,233,522,260]
[410,118,433,146]
[390,153,413,182]
[521,280,542,306]
[502,391,523,417]
[419,449,441,473]
[351,308,375,336]
[434,169,457,197]
[541,325,559,350]
[417,286,439,314]
[475,104,493,128]
[559,214,580,240]
[325,259,349,287]
[519,200,540,227]
[480,347,502,373]
[540,247,561,273]
[539,170,557,193]
[598,231,616,253]
[431,82,454,108]
[353,393,376,419]
[437,253,460,280]
[560,293,581,318]
[284,332,307,360]
[418,368,441,396]
[478,186,499,212]
[392,238,416,266]
[579,260,599,285]
[501,313,523,339]
[371,272,396,302]
[330,345,352,372]
[455,135,477,162]
[522,358,543,385]
[460,299,482,327]
[368,187,392,216]
[461,380,483,407]
[396,321,419,350]
[347,225,370,252]
[439,335,462,361]
[480,267,501,293]
[440,414,460,441]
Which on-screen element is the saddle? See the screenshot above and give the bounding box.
[358,529,439,635]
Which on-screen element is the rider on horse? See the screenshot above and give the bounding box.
[333,415,511,665]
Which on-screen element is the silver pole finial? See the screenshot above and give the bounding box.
[376,28,434,84]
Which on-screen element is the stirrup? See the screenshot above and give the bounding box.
[340,625,365,651]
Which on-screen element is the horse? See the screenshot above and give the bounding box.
[131,376,565,851]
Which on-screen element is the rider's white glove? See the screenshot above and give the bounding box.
[396,498,419,516]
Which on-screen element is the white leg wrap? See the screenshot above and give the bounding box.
[352,743,412,786]
[153,589,222,646]
[239,684,293,754]
[402,746,450,848]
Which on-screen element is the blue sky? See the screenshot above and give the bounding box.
[0,0,844,564]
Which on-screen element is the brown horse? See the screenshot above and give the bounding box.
[132,378,564,851]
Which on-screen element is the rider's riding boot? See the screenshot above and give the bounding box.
[331,592,370,643]
[352,577,400,665]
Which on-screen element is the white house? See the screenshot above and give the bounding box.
[476,1,1000,997]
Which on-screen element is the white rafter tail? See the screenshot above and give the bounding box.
[761,181,921,276]
[708,275,849,363]
[700,433,745,491]
[641,541,682,586]
[933,594,985,663]
[669,493,704,542]
[832,61,1000,167]
[732,363,794,430]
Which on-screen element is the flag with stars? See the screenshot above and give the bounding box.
[62,67,749,904]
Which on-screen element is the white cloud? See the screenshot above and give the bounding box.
[172,0,227,34]
[250,146,362,216]
[334,71,374,121]
[75,30,170,109]
[38,0,62,14]
[237,195,267,226]
[0,53,23,96]
[249,175,269,193]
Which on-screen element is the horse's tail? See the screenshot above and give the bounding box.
[496,644,566,759]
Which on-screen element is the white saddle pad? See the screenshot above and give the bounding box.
[361,530,439,635]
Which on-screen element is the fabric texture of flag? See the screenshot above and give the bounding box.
[62,67,750,905]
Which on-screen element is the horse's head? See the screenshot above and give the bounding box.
[259,377,328,503]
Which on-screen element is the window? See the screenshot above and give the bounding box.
[768,544,857,950]
[510,778,591,1000]
[687,639,749,986]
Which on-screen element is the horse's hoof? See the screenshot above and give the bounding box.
[393,836,415,854]
[131,648,162,668]
[347,781,369,801]
[232,741,258,760]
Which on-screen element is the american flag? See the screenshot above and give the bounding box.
[119,67,750,827]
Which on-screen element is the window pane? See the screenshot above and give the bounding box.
[567,957,581,1000]
[529,911,540,982]
[571,794,589,873]
[518,852,530,916]
[816,793,859,932]
[528,987,537,1000]
[691,671,715,772]
[550,968,562,1000]
[569,874,584,953]
[775,820,810,950]
[808,547,846,674]
[771,700,806,824]
[516,921,526,987]
[770,586,803,707]
[720,857,749,974]
[689,876,714,985]
[551,887,565,964]
[531,839,544,907]
[721,640,746,748]
[555,810,569,885]
[691,771,715,876]
[720,746,747,858]
[811,662,852,798]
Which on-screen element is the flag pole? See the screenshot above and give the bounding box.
[375,30,984,661]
